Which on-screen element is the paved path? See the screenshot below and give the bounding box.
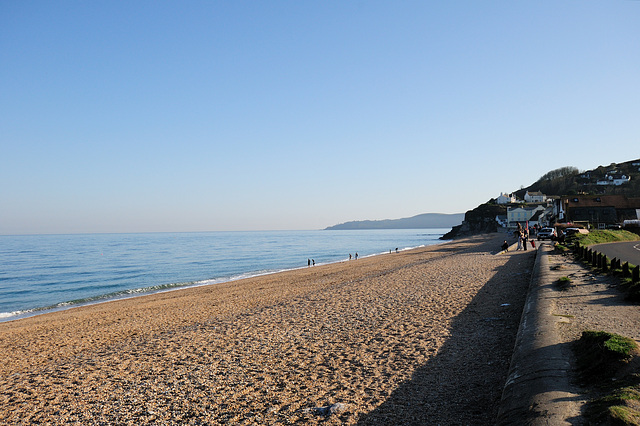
[497,243,582,425]
[592,240,640,266]
[498,241,640,425]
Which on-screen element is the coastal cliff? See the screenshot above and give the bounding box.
[441,203,505,240]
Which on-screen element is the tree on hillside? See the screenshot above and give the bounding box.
[536,166,580,182]
[523,166,581,197]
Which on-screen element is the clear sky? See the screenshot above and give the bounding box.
[1,1,639,234]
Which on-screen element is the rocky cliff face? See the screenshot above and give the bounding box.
[441,203,506,239]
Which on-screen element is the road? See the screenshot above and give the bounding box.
[591,241,640,267]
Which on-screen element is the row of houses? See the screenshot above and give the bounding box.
[596,174,631,186]
[498,193,640,230]
[496,191,546,204]
[558,195,640,227]
[580,170,635,186]
[499,204,554,229]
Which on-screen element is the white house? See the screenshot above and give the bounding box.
[496,192,516,204]
[507,205,546,228]
[597,174,631,186]
[613,175,631,185]
[524,191,545,203]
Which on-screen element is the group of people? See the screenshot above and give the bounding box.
[502,223,536,252]
[309,247,406,266]
[308,252,360,266]
[515,227,534,250]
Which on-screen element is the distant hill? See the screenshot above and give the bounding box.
[325,213,464,230]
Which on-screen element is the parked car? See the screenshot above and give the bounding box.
[564,228,580,236]
[537,227,556,240]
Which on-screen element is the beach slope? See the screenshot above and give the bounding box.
[0,234,535,424]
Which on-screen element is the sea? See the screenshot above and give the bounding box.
[0,229,449,322]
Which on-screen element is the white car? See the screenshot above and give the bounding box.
[537,228,556,240]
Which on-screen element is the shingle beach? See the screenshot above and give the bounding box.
[0,234,535,424]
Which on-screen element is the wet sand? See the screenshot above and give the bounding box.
[0,234,535,424]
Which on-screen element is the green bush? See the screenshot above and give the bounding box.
[589,387,640,425]
[556,276,572,290]
[555,243,569,253]
[575,331,638,382]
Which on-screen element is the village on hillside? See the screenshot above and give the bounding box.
[495,192,640,237]
[494,160,640,235]
[443,160,640,240]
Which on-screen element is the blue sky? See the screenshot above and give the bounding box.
[1,1,639,234]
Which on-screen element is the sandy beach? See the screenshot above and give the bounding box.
[0,234,535,425]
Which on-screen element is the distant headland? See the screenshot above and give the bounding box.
[324,213,465,230]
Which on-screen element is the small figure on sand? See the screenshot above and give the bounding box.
[349,254,352,260]
[501,240,509,252]
[312,259,315,266]
[355,252,358,260]
[308,258,311,267]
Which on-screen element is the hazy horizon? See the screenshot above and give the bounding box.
[1,212,464,236]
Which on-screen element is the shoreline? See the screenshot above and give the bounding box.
[0,238,446,324]
[0,233,534,424]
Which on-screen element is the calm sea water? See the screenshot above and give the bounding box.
[0,229,448,322]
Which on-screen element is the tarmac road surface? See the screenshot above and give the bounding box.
[591,240,640,266]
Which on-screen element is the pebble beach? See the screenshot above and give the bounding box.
[0,234,535,425]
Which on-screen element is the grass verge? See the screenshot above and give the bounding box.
[566,230,640,303]
[573,230,640,247]
[575,331,640,425]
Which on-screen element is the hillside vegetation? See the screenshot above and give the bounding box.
[518,159,640,198]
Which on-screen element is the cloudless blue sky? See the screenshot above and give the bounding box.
[1,1,639,234]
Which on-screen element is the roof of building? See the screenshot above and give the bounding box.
[509,205,545,212]
[529,211,544,221]
[564,195,640,209]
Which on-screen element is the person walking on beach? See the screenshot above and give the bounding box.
[312,259,315,266]
[501,240,509,252]
[355,252,358,260]
[308,258,311,267]
[349,254,352,260]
